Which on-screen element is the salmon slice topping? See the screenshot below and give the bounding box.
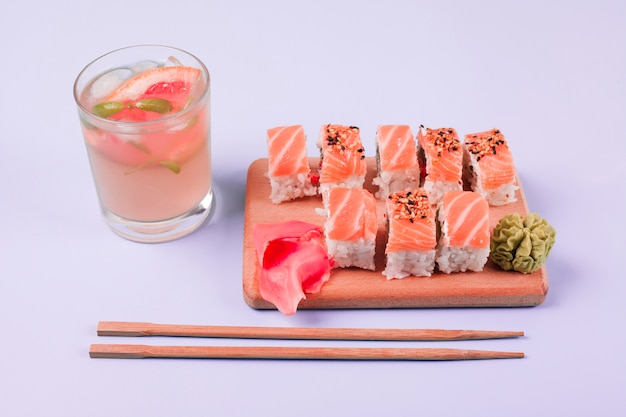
[386,189,436,252]
[266,125,309,177]
[464,128,516,189]
[376,125,419,171]
[418,126,462,182]
[441,191,490,249]
[326,188,377,242]
[319,124,367,183]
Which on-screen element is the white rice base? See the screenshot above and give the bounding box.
[268,173,317,204]
[423,179,462,205]
[436,246,490,273]
[319,175,365,194]
[319,175,365,205]
[462,149,518,206]
[372,169,420,200]
[326,238,376,271]
[383,249,436,279]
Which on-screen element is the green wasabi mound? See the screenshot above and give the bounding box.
[490,213,556,274]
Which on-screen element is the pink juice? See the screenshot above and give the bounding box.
[80,104,211,221]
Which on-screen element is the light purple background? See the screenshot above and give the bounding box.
[1,1,624,415]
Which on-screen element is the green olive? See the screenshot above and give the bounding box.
[92,101,125,118]
[135,98,173,114]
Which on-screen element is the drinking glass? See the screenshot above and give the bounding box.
[74,45,214,243]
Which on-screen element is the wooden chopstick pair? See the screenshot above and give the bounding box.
[89,321,525,361]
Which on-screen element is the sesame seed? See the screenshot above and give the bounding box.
[465,128,508,161]
[423,127,461,155]
[324,124,363,155]
[389,189,431,223]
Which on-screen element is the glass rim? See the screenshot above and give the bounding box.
[73,44,210,128]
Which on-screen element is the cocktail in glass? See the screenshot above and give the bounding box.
[74,45,214,243]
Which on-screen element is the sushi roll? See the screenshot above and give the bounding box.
[462,128,518,206]
[417,126,463,205]
[372,125,421,200]
[324,187,377,270]
[383,189,437,279]
[316,124,367,199]
[266,125,317,204]
[436,191,490,273]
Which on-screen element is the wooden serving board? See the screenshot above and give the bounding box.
[242,158,548,310]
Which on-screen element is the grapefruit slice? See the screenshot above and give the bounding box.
[97,66,202,122]
[85,65,207,169]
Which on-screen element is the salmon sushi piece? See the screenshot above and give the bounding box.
[316,124,367,199]
[417,126,463,205]
[383,189,437,279]
[436,191,490,273]
[324,187,377,270]
[372,125,421,200]
[266,125,317,204]
[462,128,518,206]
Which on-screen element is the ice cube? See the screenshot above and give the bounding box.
[165,56,184,67]
[90,68,133,101]
[129,60,160,74]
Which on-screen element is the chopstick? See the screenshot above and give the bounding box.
[96,321,524,341]
[89,344,524,361]
[92,322,525,361]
